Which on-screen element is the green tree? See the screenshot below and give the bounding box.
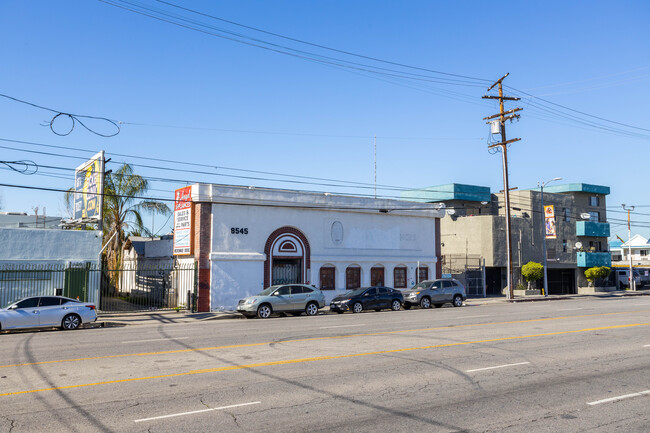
[521,261,544,290]
[584,266,610,287]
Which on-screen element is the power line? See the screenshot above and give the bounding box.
[0,93,121,137]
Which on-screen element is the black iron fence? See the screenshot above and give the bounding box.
[0,262,197,312]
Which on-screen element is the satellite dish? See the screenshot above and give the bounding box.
[580,213,590,220]
[575,242,583,249]
[446,209,456,215]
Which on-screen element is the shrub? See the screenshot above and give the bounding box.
[584,266,610,286]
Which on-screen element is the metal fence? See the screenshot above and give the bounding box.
[0,262,197,312]
[441,254,486,297]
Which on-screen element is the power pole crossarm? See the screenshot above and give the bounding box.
[483,108,523,121]
[482,95,521,101]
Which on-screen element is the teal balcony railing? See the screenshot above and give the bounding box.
[576,221,610,237]
[576,252,611,268]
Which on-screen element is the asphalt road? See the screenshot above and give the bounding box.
[1,297,649,432]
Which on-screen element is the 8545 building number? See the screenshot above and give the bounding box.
[231,227,248,235]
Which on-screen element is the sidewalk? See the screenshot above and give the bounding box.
[94,289,650,328]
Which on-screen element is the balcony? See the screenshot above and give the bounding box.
[576,221,610,237]
[577,252,612,268]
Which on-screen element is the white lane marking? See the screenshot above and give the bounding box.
[319,324,365,329]
[557,308,583,311]
[459,315,489,319]
[587,390,650,406]
[644,344,650,347]
[122,337,191,344]
[466,361,530,373]
[134,401,261,422]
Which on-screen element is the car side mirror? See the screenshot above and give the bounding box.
[364,293,370,297]
[8,305,17,310]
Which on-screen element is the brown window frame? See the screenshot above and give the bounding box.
[416,266,429,283]
[346,266,361,290]
[319,266,335,290]
[371,266,385,286]
[393,267,407,288]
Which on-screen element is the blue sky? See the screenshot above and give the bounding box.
[1,0,649,239]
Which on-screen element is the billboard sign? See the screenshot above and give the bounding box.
[74,151,104,222]
[173,186,193,255]
[544,205,556,239]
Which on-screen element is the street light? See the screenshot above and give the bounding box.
[539,177,562,297]
[622,204,636,291]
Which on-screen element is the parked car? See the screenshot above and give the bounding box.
[401,279,466,309]
[613,269,643,289]
[0,296,97,332]
[329,286,403,314]
[236,284,326,318]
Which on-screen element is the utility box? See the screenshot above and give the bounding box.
[490,120,501,134]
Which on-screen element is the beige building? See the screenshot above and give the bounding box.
[402,183,611,295]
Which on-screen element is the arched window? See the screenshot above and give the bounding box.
[416,265,429,283]
[319,266,335,290]
[346,266,361,290]
[393,266,407,288]
[371,265,385,286]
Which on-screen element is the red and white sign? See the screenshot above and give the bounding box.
[173,186,193,255]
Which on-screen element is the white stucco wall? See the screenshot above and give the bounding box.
[0,228,102,263]
[192,184,443,311]
[0,229,103,305]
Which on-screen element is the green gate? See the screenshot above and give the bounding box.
[64,264,90,301]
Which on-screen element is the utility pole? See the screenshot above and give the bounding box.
[483,73,522,300]
[622,204,635,291]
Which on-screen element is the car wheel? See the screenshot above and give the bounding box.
[434,304,443,308]
[420,297,431,309]
[352,302,363,313]
[452,295,463,307]
[403,303,411,310]
[391,300,401,311]
[305,302,319,316]
[61,314,81,330]
[257,304,272,318]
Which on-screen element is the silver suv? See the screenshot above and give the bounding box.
[401,279,466,309]
[236,284,326,318]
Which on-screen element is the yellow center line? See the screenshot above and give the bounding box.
[2,309,649,370]
[1,322,649,398]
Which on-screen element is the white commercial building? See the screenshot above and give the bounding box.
[178,184,445,311]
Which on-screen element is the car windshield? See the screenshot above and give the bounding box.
[257,286,282,296]
[1,299,20,309]
[345,287,369,297]
[409,281,432,290]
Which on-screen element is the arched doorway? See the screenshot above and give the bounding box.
[264,227,311,288]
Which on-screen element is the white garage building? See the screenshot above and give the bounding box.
[179,184,444,312]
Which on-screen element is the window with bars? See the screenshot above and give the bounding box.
[393,267,407,288]
[319,267,335,290]
[416,266,429,282]
[346,266,360,290]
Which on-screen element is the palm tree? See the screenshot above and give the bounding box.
[101,163,170,272]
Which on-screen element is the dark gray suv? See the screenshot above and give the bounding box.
[401,279,466,309]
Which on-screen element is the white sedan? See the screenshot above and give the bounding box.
[0,296,97,332]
